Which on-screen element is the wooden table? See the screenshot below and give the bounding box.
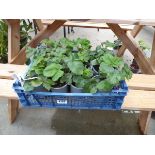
[2,19,155,134]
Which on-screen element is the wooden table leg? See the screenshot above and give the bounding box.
[8,100,19,123]
[6,19,20,123]
[138,111,152,134]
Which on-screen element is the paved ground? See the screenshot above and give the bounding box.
[0,26,155,135]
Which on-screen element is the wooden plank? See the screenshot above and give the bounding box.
[127,74,155,91]
[138,111,152,134]
[122,90,155,111]
[42,19,155,26]
[1,63,155,91]
[102,19,155,26]
[33,19,44,31]
[42,19,134,30]
[1,79,155,111]
[0,79,17,99]
[107,23,155,74]
[0,63,27,79]
[64,21,134,30]
[150,31,155,67]
[117,25,143,57]
[6,20,20,123]
[10,20,66,65]
[41,19,54,25]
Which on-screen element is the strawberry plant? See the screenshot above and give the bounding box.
[23,38,132,93]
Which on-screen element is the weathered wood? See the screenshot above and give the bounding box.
[126,74,155,91]
[42,19,155,26]
[5,19,19,25]
[101,19,155,26]
[138,111,152,134]
[117,25,143,57]
[7,20,20,123]
[7,20,20,63]
[107,23,155,135]
[123,90,155,111]
[33,19,44,31]
[107,23,155,74]
[0,63,27,79]
[0,79,18,99]
[1,76,155,110]
[8,100,19,123]
[1,63,155,90]
[42,19,134,30]
[150,31,155,67]
[10,20,66,65]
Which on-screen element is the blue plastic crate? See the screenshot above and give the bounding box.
[12,80,128,110]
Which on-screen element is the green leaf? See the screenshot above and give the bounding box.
[83,68,93,78]
[31,79,42,87]
[100,53,124,68]
[42,39,57,48]
[43,63,62,77]
[43,68,57,77]
[102,40,115,48]
[60,73,72,84]
[78,51,90,62]
[121,64,133,80]
[35,68,43,75]
[107,71,122,85]
[83,77,99,93]
[138,40,150,51]
[97,80,114,92]
[23,81,34,91]
[26,47,36,59]
[91,59,98,65]
[43,83,51,90]
[52,70,64,81]
[90,87,98,93]
[72,75,87,88]
[67,61,84,75]
[99,62,114,74]
[42,79,54,90]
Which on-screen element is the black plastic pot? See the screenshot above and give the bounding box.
[130,59,140,74]
[70,84,83,93]
[33,86,48,92]
[91,65,99,75]
[52,84,68,93]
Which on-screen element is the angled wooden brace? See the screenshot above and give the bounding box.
[107,23,154,74]
[10,20,66,65]
[150,30,155,68]
[117,25,143,57]
[107,23,155,134]
[33,19,44,31]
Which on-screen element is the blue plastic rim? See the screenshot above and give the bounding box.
[12,80,128,110]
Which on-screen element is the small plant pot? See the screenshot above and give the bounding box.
[33,86,48,92]
[112,49,118,55]
[91,65,99,75]
[70,84,83,93]
[130,59,140,74]
[52,84,68,93]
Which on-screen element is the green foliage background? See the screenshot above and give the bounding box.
[0,19,35,63]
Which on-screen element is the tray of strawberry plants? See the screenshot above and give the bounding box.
[13,38,132,110]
